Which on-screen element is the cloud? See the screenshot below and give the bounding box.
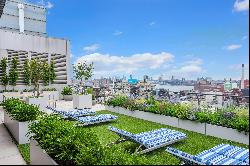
[233,0,249,12]
[149,21,156,26]
[70,54,74,58]
[75,52,174,77]
[224,44,242,50]
[170,58,205,77]
[46,1,54,9]
[113,30,123,36]
[83,44,100,52]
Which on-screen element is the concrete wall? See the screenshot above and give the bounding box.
[0,0,46,35]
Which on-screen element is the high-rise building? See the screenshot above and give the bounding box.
[241,64,245,89]
[0,0,70,92]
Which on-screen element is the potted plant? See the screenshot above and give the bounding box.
[42,88,59,101]
[72,61,94,109]
[2,98,41,144]
[61,86,73,101]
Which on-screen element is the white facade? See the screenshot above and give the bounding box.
[0,0,71,93]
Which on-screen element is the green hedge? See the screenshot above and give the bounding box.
[2,98,41,122]
[28,114,149,165]
[106,96,249,133]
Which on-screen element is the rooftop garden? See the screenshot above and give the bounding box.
[17,110,248,165]
[105,95,249,133]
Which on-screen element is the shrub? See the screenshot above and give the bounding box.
[29,114,148,165]
[42,88,57,91]
[61,86,73,95]
[2,98,41,122]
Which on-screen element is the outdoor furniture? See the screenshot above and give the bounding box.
[108,126,187,154]
[166,144,249,165]
[46,106,96,118]
[73,114,118,126]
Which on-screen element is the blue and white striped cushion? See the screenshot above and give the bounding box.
[76,114,117,124]
[108,126,134,138]
[48,107,96,117]
[132,128,186,148]
[208,144,249,164]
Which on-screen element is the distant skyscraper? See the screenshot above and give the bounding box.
[241,64,245,89]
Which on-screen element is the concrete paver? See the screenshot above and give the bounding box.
[0,107,26,165]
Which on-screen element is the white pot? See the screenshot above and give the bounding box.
[26,96,48,112]
[73,94,92,109]
[4,110,31,144]
[30,138,58,165]
[63,95,73,101]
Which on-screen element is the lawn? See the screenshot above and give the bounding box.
[18,110,249,165]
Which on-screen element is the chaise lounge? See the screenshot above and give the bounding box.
[46,106,96,118]
[73,114,118,126]
[166,144,249,165]
[108,126,187,154]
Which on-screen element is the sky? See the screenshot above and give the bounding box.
[30,0,249,80]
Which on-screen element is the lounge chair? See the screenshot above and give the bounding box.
[166,144,249,165]
[73,114,118,126]
[108,126,186,154]
[46,106,96,118]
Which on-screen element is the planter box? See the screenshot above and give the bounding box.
[4,110,31,144]
[178,119,206,134]
[105,106,179,127]
[0,93,3,102]
[63,95,73,101]
[26,96,48,112]
[30,138,58,165]
[43,91,59,101]
[206,124,249,145]
[3,92,20,100]
[73,94,92,109]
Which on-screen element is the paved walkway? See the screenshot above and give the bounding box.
[0,107,26,165]
[54,100,106,112]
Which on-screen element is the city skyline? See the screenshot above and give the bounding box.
[31,0,249,80]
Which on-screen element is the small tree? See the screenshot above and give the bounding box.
[30,59,43,97]
[42,61,50,86]
[23,59,31,86]
[50,60,56,84]
[73,61,94,95]
[0,58,9,91]
[9,57,19,90]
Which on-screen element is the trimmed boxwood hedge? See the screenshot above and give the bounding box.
[2,98,41,122]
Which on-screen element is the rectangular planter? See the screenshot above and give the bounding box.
[73,94,92,109]
[178,119,206,134]
[3,92,20,101]
[206,124,249,145]
[105,106,179,127]
[30,138,58,165]
[26,96,48,112]
[4,110,31,144]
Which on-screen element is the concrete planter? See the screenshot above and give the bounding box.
[63,95,73,101]
[104,105,249,145]
[206,124,249,145]
[73,94,92,109]
[43,91,59,101]
[3,110,31,144]
[0,93,3,102]
[178,119,206,134]
[26,96,48,112]
[30,138,58,165]
[105,105,179,127]
[3,92,20,100]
